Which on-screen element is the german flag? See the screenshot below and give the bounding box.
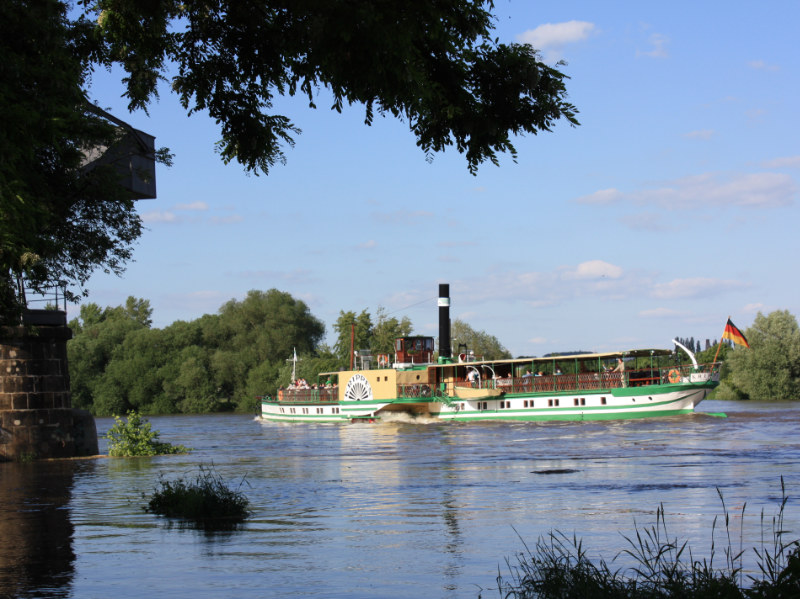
[722,318,750,348]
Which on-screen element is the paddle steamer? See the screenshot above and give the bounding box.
[260,285,720,423]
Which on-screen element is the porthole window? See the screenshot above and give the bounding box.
[601,397,607,405]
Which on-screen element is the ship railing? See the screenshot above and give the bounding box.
[267,388,339,403]
[654,362,722,384]
[397,383,437,399]
[463,363,722,394]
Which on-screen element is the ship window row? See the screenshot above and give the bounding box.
[468,397,612,410]
[279,407,340,415]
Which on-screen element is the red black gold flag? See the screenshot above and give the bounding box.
[722,318,750,348]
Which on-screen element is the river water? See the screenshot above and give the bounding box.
[1,400,799,599]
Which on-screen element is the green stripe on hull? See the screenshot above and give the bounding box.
[261,384,710,423]
[440,408,695,422]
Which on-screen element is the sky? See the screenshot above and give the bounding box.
[77,1,800,358]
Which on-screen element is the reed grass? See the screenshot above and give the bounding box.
[145,464,250,528]
[486,479,799,598]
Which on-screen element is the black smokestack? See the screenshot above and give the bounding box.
[438,283,451,359]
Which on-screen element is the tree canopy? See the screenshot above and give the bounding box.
[718,310,800,401]
[68,289,325,415]
[451,318,511,361]
[0,0,147,326]
[2,0,578,325]
[88,0,579,174]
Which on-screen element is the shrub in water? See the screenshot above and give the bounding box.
[105,410,190,457]
[146,464,250,527]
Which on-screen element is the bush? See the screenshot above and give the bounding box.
[145,464,250,527]
[105,410,190,457]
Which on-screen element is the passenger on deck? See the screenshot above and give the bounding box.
[467,368,479,388]
[612,358,627,387]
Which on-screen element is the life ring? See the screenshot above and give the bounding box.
[377,354,389,368]
[668,369,681,384]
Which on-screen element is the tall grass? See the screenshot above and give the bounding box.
[486,479,799,598]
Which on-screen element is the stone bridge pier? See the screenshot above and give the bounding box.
[0,311,98,461]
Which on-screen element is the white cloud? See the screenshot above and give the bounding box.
[141,210,178,223]
[518,20,595,48]
[517,21,595,61]
[651,277,746,300]
[747,59,779,72]
[575,188,622,205]
[209,214,243,224]
[638,307,683,318]
[564,260,623,280]
[683,129,715,140]
[578,172,796,211]
[637,33,669,58]
[358,240,378,249]
[762,156,800,169]
[174,201,209,211]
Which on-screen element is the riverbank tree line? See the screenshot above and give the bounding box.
[67,291,800,415]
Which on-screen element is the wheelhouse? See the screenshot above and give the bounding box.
[394,336,435,365]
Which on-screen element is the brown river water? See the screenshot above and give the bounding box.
[1,400,799,598]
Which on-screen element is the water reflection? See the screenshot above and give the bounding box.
[0,460,89,598]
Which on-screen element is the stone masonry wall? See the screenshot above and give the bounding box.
[0,325,97,460]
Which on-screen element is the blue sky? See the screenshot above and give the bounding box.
[79,1,799,357]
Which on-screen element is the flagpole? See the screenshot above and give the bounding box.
[711,316,729,364]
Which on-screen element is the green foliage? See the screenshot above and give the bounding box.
[0,0,158,325]
[105,411,190,456]
[451,318,511,361]
[87,0,578,176]
[372,307,413,356]
[332,307,414,368]
[70,289,328,415]
[333,309,373,366]
[67,299,152,411]
[145,464,250,528]
[725,311,800,401]
[489,484,799,599]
